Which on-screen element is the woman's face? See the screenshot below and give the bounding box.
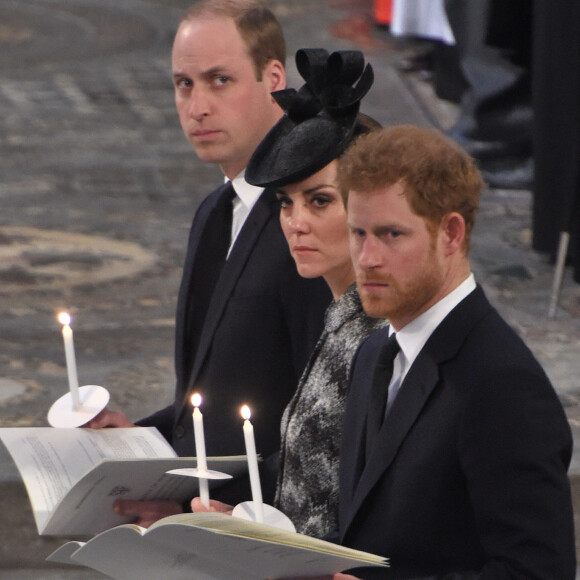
[276,160,353,295]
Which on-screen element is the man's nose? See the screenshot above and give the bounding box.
[187,87,211,120]
[356,236,382,269]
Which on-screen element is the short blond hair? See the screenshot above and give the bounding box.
[339,125,483,250]
[181,0,286,79]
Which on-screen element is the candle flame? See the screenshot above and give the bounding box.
[191,393,202,408]
[58,312,71,326]
[241,405,251,420]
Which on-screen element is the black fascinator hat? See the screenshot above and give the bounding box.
[245,48,374,188]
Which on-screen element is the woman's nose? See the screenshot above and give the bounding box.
[286,205,311,233]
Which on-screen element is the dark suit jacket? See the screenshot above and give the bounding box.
[139,183,331,497]
[339,286,575,579]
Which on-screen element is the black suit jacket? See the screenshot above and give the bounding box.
[339,286,575,579]
[139,183,331,495]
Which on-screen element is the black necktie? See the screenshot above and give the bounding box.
[365,333,400,459]
[186,182,235,361]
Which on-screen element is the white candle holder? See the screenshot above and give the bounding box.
[232,502,296,532]
[166,467,233,481]
[47,384,110,428]
[166,468,296,532]
[166,465,233,511]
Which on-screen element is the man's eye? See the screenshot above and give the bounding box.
[214,76,230,87]
[175,78,192,90]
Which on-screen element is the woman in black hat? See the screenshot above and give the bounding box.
[191,48,384,537]
[245,48,386,537]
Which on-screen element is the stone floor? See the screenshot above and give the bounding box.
[1,0,579,577]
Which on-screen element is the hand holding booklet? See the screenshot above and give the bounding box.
[0,426,246,536]
[48,511,388,580]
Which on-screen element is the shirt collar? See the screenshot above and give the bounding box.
[226,170,264,209]
[392,273,477,368]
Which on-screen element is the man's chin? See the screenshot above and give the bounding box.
[191,143,226,164]
[192,150,219,164]
[359,294,390,320]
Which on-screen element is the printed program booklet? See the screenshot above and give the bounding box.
[48,511,389,580]
[0,426,246,536]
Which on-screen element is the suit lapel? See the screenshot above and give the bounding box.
[175,188,224,390]
[176,188,276,420]
[340,329,386,506]
[346,353,440,525]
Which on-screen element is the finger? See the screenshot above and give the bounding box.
[85,411,118,428]
[83,410,107,428]
[85,410,135,428]
[191,497,211,512]
[192,497,234,514]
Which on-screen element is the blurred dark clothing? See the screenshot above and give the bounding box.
[532,1,580,282]
[486,0,532,68]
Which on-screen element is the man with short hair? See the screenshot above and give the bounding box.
[172,0,287,178]
[89,0,331,526]
[324,125,575,579]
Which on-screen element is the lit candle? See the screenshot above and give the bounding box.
[241,405,264,523]
[58,312,81,411]
[191,393,210,509]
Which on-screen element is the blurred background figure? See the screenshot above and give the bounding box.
[385,0,533,190]
[443,0,533,190]
[387,0,579,284]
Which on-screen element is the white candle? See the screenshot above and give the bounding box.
[191,393,210,509]
[241,405,264,523]
[58,312,81,411]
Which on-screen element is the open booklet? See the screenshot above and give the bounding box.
[48,511,389,580]
[0,427,246,536]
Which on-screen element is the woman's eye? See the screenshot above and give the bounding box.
[277,196,291,209]
[311,196,331,208]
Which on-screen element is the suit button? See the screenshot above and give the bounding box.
[174,425,185,439]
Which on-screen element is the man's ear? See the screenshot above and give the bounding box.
[263,59,286,92]
[440,212,466,256]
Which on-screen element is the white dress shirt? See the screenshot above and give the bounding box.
[385,273,477,416]
[226,171,264,257]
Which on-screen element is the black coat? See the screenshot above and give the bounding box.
[139,183,331,498]
[339,286,575,579]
